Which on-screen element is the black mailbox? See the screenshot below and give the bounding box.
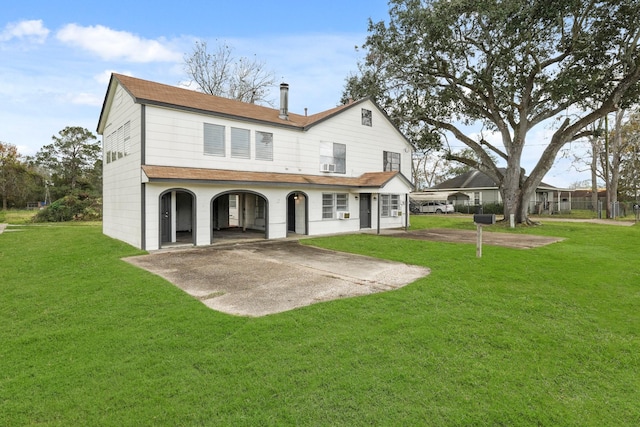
[474,214,496,225]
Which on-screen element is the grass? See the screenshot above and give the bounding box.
[0,209,38,224]
[1,217,639,425]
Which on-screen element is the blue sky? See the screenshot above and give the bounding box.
[1,1,388,153]
[1,0,589,187]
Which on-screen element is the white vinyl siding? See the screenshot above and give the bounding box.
[255,131,273,161]
[231,127,250,159]
[204,123,225,156]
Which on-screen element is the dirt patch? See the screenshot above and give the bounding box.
[388,228,564,249]
[124,241,430,317]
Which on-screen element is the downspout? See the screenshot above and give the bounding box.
[376,194,380,235]
[405,193,409,231]
[140,104,146,250]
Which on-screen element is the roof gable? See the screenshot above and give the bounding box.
[97,73,359,133]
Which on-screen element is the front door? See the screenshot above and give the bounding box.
[161,192,172,243]
[287,194,296,232]
[359,193,371,228]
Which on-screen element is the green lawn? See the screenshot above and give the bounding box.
[1,217,639,426]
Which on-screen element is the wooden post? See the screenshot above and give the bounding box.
[476,224,483,258]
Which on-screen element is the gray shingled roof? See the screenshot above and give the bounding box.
[430,169,558,190]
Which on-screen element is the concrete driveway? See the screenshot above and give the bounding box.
[124,240,430,317]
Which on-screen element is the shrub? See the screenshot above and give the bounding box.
[32,192,102,222]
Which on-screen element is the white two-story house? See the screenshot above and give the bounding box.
[97,74,414,250]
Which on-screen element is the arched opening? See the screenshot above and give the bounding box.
[286,191,308,236]
[211,191,268,243]
[159,189,196,247]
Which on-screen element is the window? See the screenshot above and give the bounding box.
[361,108,372,126]
[474,191,481,205]
[380,194,400,217]
[105,134,112,164]
[123,121,130,156]
[105,121,131,164]
[116,126,123,159]
[322,193,348,219]
[204,123,225,156]
[322,193,334,219]
[383,151,400,172]
[255,131,273,161]
[320,141,346,174]
[255,196,265,219]
[231,127,250,158]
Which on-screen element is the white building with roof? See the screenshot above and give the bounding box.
[97,74,414,250]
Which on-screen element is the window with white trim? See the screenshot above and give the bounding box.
[105,120,130,164]
[319,141,346,173]
[231,127,250,159]
[380,194,400,217]
[204,123,225,156]
[255,131,273,161]
[383,151,400,172]
[361,108,372,126]
[322,193,349,219]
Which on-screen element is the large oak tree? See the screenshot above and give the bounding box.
[347,0,640,223]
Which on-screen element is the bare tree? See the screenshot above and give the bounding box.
[184,40,276,106]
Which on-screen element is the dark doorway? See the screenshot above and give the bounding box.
[286,192,307,236]
[359,193,371,229]
[160,190,195,247]
[287,194,296,232]
[161,192,171,243]
[211,191,268,243]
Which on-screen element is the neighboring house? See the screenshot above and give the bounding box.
[97,74,413,250]
[415,169,572,213]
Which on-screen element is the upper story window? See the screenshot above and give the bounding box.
[105,120,130,164]
[255,131,273,161]
[383,151,401,172]
[231,127,250,159]
[361,108,372,126]
[320,141,346,174]
[204,123,225,156]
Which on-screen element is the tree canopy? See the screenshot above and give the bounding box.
[184,40,276,105]
[35,126,101,197]
[345,0,640,222]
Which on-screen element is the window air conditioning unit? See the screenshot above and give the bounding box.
[338,211,351,220]
[390,209,400,217]
[320,163,336,172]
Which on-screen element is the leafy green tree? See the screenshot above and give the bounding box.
[0,142,44,209]
[35,126,101,197]
[347,0,640,223]
[617,111,640,201]
[0,142,21,210]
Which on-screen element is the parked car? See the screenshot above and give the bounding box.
[419,201,455,214]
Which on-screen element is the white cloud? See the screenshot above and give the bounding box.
[56,24,182,63]
[0,19,50,43]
